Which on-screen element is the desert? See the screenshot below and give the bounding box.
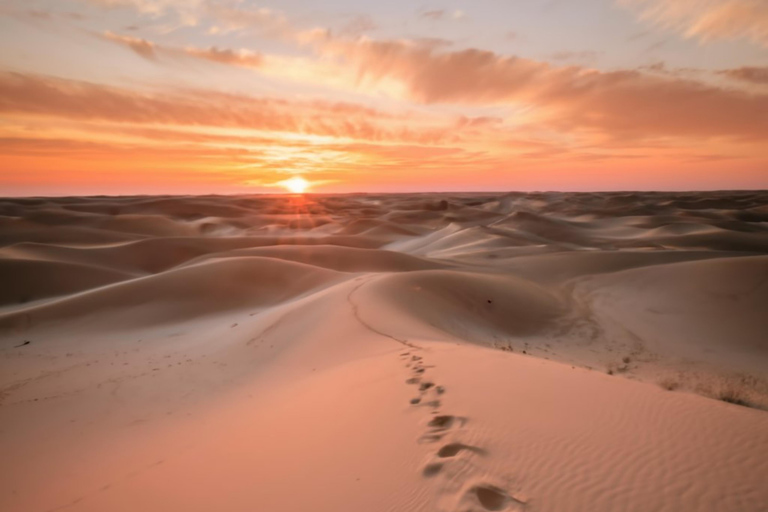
[3,0,768,509]
[1,191,767,512]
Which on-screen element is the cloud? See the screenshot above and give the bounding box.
[183,46,264,67]
[718,66,768,85]
[204,2,287,35]
[85,0,289,32]
[637,61,704,78]
[0,72,458,145]
[305,35,768,140]
[97,26,768,142]
[311,37,552,103]
[100,31,263,68]
[620,0,768,47]
[549,51,601,63]
[420,9,465,21]
[86,0,202,25]
[455,116,504,128]
[537,69,768,141]
[422,10,447,20]
[102,31,158,59]
[339,15,377,37]
[0,5,89,23]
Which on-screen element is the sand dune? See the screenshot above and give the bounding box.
[360,270,565,342]
[182,244,448,273]
[0,258,137,307]
[580,255,768,374]
[0,257,342,330]
[1,191,767,512]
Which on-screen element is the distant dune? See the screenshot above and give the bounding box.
[1,191,767,512]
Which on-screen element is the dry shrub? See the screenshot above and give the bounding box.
[658,378,679,391]
[716,386,748,406]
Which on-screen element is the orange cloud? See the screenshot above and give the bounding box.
[90,28,768,144]
[0,127,502,195]
[204,2,287,35]
[100,31,265,68]
[90,28,768,143]
[0,71,459,144]
[183,46,264,67]
[718,66,768,85]
[102,31,157,59]
[620,0,768,47]
[306,35,768,140]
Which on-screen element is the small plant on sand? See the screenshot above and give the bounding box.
[606,360,630,375]
[658,378,679,391]
[717,387,749,407]
[698,373,763,409]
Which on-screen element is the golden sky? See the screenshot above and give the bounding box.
[1,0,767,194]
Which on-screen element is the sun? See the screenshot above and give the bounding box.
[281,176,310,194]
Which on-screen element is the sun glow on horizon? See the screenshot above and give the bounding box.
[1,0,767,195]
[280,176,310,194]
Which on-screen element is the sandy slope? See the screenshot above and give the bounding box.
[1,191,767,512]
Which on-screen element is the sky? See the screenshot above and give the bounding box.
[0,0,767,195]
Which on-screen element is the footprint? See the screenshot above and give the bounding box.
[436,443,485,458]
[419,382,434,391]
[406,377,420,385]
[427,414,466,430]
[422,462,443,477]
[417,433,444,444]
[410,397,421,405]
[473,485,511,511]
[428,415,455,429]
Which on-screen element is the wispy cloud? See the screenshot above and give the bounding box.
[85,0,203,26]
[183,46,264,67]
[102,31,157,59]
[0,72,457,145]
[84,0,288,33]
[100,27,768,142]
[304,35,768,140]
[718,66,768,85]
[548,50,601,63]
[420,9,466,21]
[100,30,264,68]
[620,0,768,47]
[204,2,288,35]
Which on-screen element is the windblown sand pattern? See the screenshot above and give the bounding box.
[1,191,767,511]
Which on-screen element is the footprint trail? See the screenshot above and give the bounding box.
[398,349,529,511]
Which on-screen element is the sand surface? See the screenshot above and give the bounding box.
[1,192,767,511]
